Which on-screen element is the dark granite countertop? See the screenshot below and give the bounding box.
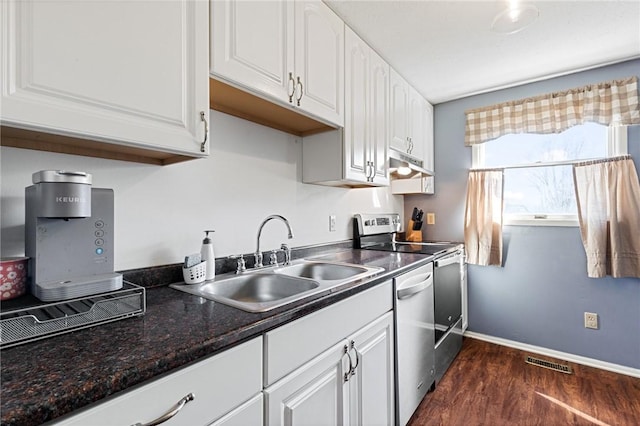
[1,248,432,426]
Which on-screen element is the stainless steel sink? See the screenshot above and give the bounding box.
[274,261,371,281]
[170,260,384,313]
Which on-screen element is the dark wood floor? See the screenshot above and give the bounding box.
[409,337,640,426]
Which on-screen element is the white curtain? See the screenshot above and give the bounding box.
[464,169,504,266]
[573,156,640,278]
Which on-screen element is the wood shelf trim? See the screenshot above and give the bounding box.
[209,78,335,137]
[0,126,196,166]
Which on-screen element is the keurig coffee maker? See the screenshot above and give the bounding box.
[25,170,122,301]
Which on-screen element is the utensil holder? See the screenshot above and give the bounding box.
[183,261,207,284]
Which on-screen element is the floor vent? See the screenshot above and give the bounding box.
[525,356,572,374]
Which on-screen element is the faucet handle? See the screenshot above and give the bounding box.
[228,254,246,273]
[254,252,263,268]
[269,250,279,266]
[280,243,292,265]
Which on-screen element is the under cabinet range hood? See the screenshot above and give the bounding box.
[388,147,435,194]
[388,147,434,179]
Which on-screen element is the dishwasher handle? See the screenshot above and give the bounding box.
[435,251,462,268]
[396,273,432,300]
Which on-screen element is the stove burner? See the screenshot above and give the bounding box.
[354,213,460,257]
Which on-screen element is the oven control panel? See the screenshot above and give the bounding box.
[354,213,401,236]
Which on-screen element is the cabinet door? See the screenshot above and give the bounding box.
[264,280,392,386]
[389,69,409,154]
[344,26,370,183]
[294,0,344,126]
[408,87,426,160]
[211,0,294,103]
[423,101,435,173]
[264,340,350,426]
[1,0,209,156]
[347,312,395,426]
[369,49,390,185]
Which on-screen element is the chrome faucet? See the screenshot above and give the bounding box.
[255,215,294,268]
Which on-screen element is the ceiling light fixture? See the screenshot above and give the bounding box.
[491,0,539,35]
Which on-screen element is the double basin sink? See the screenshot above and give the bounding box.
[170,260,383,312]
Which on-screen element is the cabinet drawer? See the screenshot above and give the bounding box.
[210,393,263,426]
[264,281,392,386]
[52,337,263,426]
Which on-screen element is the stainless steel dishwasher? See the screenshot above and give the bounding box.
[394,262,435,426]
[434,248,464,384]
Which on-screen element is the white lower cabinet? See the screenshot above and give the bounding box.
[264,338,351,425]
[264,282,395,426]
[210,394,263,426]
[347,312,395,426]
[50,282,395,426]
[50,337,263,426]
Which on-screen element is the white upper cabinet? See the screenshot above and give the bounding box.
[293,1,344,126]
[1,0,210,162]
[211,0,293,102]
[389,68,434,174]
[211,0,344,127]
[390,69,410,154]
[343,26,371,183]
[369,45,391,184]
[303,27,388,187]
[409,87,427,161]
[424,101,435,173]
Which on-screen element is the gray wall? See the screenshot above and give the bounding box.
[406,59,640,369]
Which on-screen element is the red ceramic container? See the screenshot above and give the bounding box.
[0,257,29,300]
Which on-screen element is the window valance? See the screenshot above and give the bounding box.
[464,76,640,146]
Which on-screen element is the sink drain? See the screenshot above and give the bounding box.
[525,356,572,374]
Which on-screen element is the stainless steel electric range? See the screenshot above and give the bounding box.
[354,213,465,421]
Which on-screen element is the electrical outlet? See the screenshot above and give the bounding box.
[584,312,598,329]
[426,213,435,225]
[329,215,336,232]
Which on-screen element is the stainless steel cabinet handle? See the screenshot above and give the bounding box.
[132,393,195,426]
[396,274,432,300]
[296,76,304,106]
[366,160,375,182]
[343,344,354,382]
[199,111,208,153]
[288,72,296,103]
[349,340,360,376]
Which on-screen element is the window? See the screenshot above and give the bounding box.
[472,123,628,226]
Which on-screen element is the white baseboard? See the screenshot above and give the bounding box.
[464,331,640,379]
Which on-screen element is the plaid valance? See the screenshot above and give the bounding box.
[464,76,640,146]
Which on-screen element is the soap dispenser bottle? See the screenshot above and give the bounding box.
[201,230,215,281]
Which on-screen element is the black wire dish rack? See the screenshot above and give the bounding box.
[0,281,145,349]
